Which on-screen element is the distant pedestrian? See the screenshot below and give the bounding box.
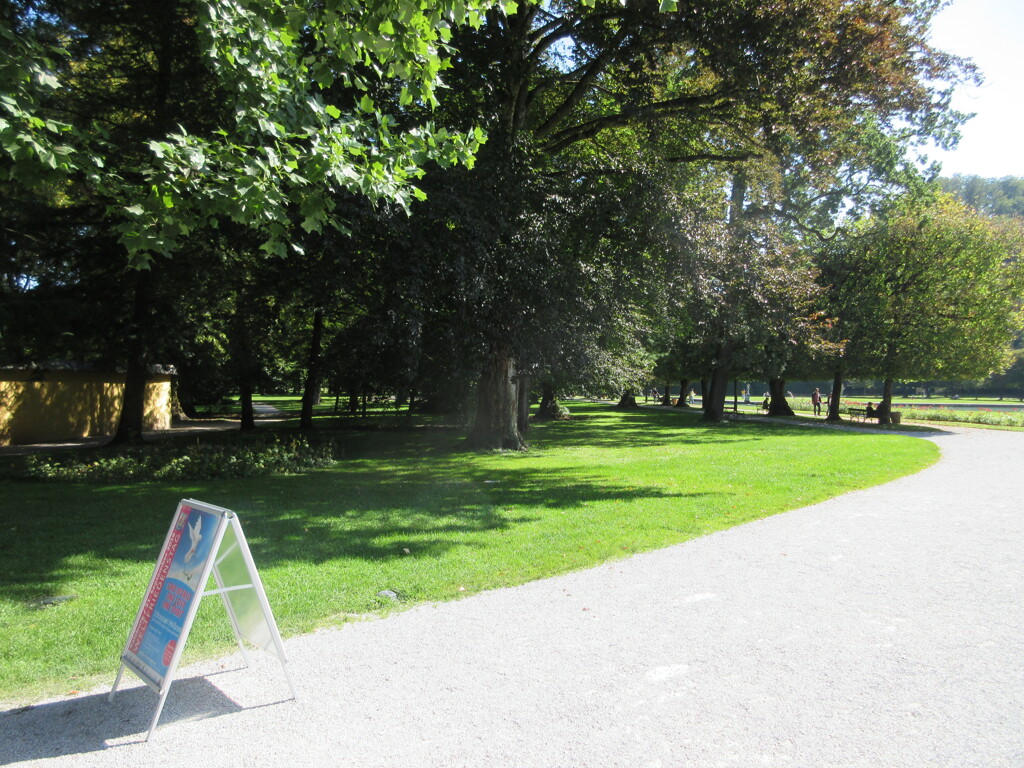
[811,388,822,416]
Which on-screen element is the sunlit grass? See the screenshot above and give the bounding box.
[0,401,938,704]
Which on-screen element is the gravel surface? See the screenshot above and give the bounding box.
[3,426,1022,767]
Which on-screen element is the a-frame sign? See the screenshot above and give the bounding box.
[110,499,295,740]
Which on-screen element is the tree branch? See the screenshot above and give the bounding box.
[540,90,736,154]
[665,151,761,164]
[533,27,631,142]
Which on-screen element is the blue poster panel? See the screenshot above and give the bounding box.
[121,502,223,689]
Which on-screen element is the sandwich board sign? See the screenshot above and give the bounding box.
[110,499,295,740]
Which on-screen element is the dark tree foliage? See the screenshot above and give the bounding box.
[423,0,974,445]
[2,0,981,450]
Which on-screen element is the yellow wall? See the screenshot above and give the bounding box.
[0,370,171,446]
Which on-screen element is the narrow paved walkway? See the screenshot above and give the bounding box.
[3,428,1022,767]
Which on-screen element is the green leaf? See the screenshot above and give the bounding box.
[260,239,287,258]
[36,72,60,90]
[359,94,375,113]
[658,0,677,11]
[325,104,342,119]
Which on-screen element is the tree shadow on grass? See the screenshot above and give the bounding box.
[0,405,879,602]
[0,457,701,602]
[242,464,716,568]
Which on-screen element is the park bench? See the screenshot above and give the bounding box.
[846,407,902,424]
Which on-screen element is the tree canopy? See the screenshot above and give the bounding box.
[815,193,1024,421]
[2,0,509,262]
[940,175,1024,219]
[5,0,1015,446]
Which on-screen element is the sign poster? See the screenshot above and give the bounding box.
[111,499,294,741]
[122,501,223,690]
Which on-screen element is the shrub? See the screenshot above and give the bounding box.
[897,407,1024,428]
[6,434,340,483]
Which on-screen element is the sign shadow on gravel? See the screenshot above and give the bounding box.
[0,673,281,764]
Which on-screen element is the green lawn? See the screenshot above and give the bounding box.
[0,401,938,704]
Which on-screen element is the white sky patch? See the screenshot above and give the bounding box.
[926,0,1024,177]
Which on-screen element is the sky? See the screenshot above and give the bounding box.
[925,0,1024,178]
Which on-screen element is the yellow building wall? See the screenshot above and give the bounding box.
[0,370,171,446]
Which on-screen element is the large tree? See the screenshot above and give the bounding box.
[2,0,501,251]
[2,0,506,440]
[818,193,1024,423]
[940,175,1024,219]
[3,0,980,446]
[425,0,975,446]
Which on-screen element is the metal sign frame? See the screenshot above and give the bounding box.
[109,499,295,741]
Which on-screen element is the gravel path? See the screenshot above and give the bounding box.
[3,426,1022,767]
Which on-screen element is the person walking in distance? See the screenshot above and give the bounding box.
[811,388,822,416]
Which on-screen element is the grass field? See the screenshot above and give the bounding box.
[706,395,1024,430]
[0,401,939,704]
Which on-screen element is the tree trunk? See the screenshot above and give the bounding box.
[674,378,691,407]
[701,173,746,424]
[239,380,256,430]
[877,378,895,424]
[660,381,672,406]
[616,390,639,409]
[537,382,561,419]
[702,367,731,421]
[767,378,795,416]
[111,8,180,445]
[173,380,198,420]
[517,374,531,434]
[826,368,844,422]
[405,388,417,425]
[113,359,149,444]
[464,346,526,450]
[300,307,324,429]
[702,344,733,422]
[111,270,154,445]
